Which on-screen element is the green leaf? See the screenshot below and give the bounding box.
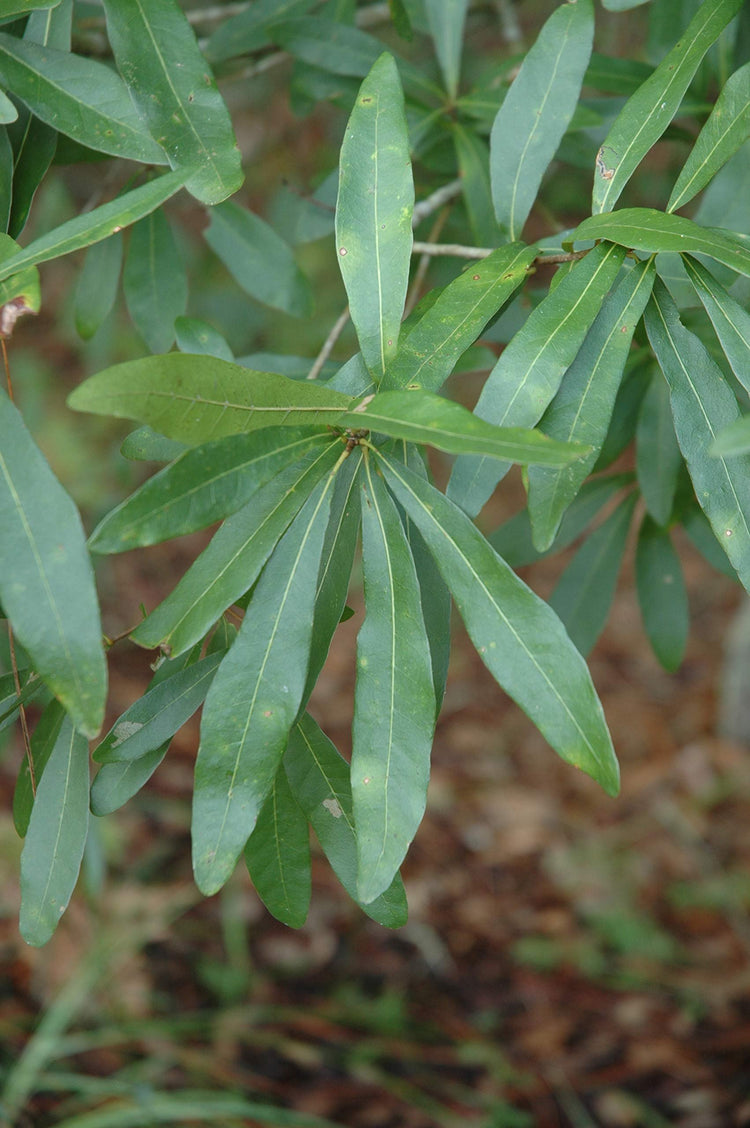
[90,428,331,553]
[102,0,242,205]
[175,316,234,362]
[0,33,167,163]
[13,699,64,837]
[526,258,655,550]
[0,390,106,736]
[193,473,335,895]
[451,125,497,246]
[592,0,744,213]
[682,255,750,395]
[448,241,626,516]
[0,128,11,234]
[204,0,316,63]
[568,209,750,277]
[352,456,435,903]
[682,503,738,579]
[130,443,340,657]
[67,354,354,445]
[342,390,588,466]
[667,62,750,212]
[601,0,651,9]
[203,201,312,318]
[0,170,187,284]
[90,747,167,817]
[636,517,688,671]
[336,54,414,382]
[302,447,362,705]
[93,652,224,765]
[707,415,750,456]
[549,492,637,656]
[120,426,187,463]
[0,232,40,321]
[490,0,593,240]
[636,370,683,525]
[284,712,408,928]
[74,233,122,341]
[644,279,750,590]
[377,450,619,796]
[19,717,89,947]
[424,0,468,100]
[123,211,187,353]
[382,243,537,393]
[245,767,311,928]
[489,472,635,568]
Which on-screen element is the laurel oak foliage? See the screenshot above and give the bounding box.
[3,0,750,943]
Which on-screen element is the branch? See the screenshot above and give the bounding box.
[411,241,590,265]
[412,180,462,227]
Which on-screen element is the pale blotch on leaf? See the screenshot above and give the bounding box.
[322,798,343,818]
[111,720,144,748]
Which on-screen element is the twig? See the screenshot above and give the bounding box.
[411,240,590,264]
[307,306,351,380]
[222,50,288,83]
[405,207,449,317]
[412,179,462,227]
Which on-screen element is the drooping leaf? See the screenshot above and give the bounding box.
[90,747,168,817]
[0,33,167,163]
[335,53,413,382]
[90,428,331,553]
[102,0,243,205]
[549,492,637,656]
[13,699,64,837]
[451,124,497,246]
[0,127,11,232]
[644,279,750,590]
[175,317,234,362]
[448,241,626,516]
[636,517,689,672]
[0,170,187,284]
[245,767,311,928]
[0,391,106,737]
[377,450,620,796]
[123,211,187,354]
[93,652,224,765]
[67,353,354,445]
[592,0,744,213]
[382,243,537,393]
[74,233,123,341]
[203,202,312,318]
[19,717,89,947]
[204,0,316,63]
[351,455,435,903]
[130,443,341,657]
[568,209,750,278]
[667,61,750,212]
[636,370,683,525]
[424,0,468,100]
[526,258,655,550]
[284,714,408,927]
[682,503,738,580]
[192,473,335,895]
[490,0,594,240]
[682,255,750,395]
[489,472,635,568]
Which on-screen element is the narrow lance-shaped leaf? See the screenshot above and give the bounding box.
[644,279,750,591]
[567,209,750,279]
[382,243,537,393]
[424,0,468,100]
[204,0,316,63]
[451,124,497,246]
[448,241,625,517]
[130,442,341,657]
[352,455,435,903]
[636,517,689,672]
[19,717,89,947]
[336,53,414,382]
[68,353,354,445]
[682,255,750,396]
[89,428,331,554]
[102,0,242,205]
[13,699,64,837]
[123,211,187,354]
[549,492,637,657]
[526,258,655,551]
[204,202,312,318]
[0,33,167,163]
[636,370,683,526]
[490,0,593,241]
[245,766,311,929]
[192,471,337,895]
[284,713,408,928]
[0,391,106,737]
[377,450,619,796]
[667,61,750,213]
[90,747,168,817]
[74,232,122,341]
[341,390,589,466]
[0,170,187,285]
[593,0,744,213]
